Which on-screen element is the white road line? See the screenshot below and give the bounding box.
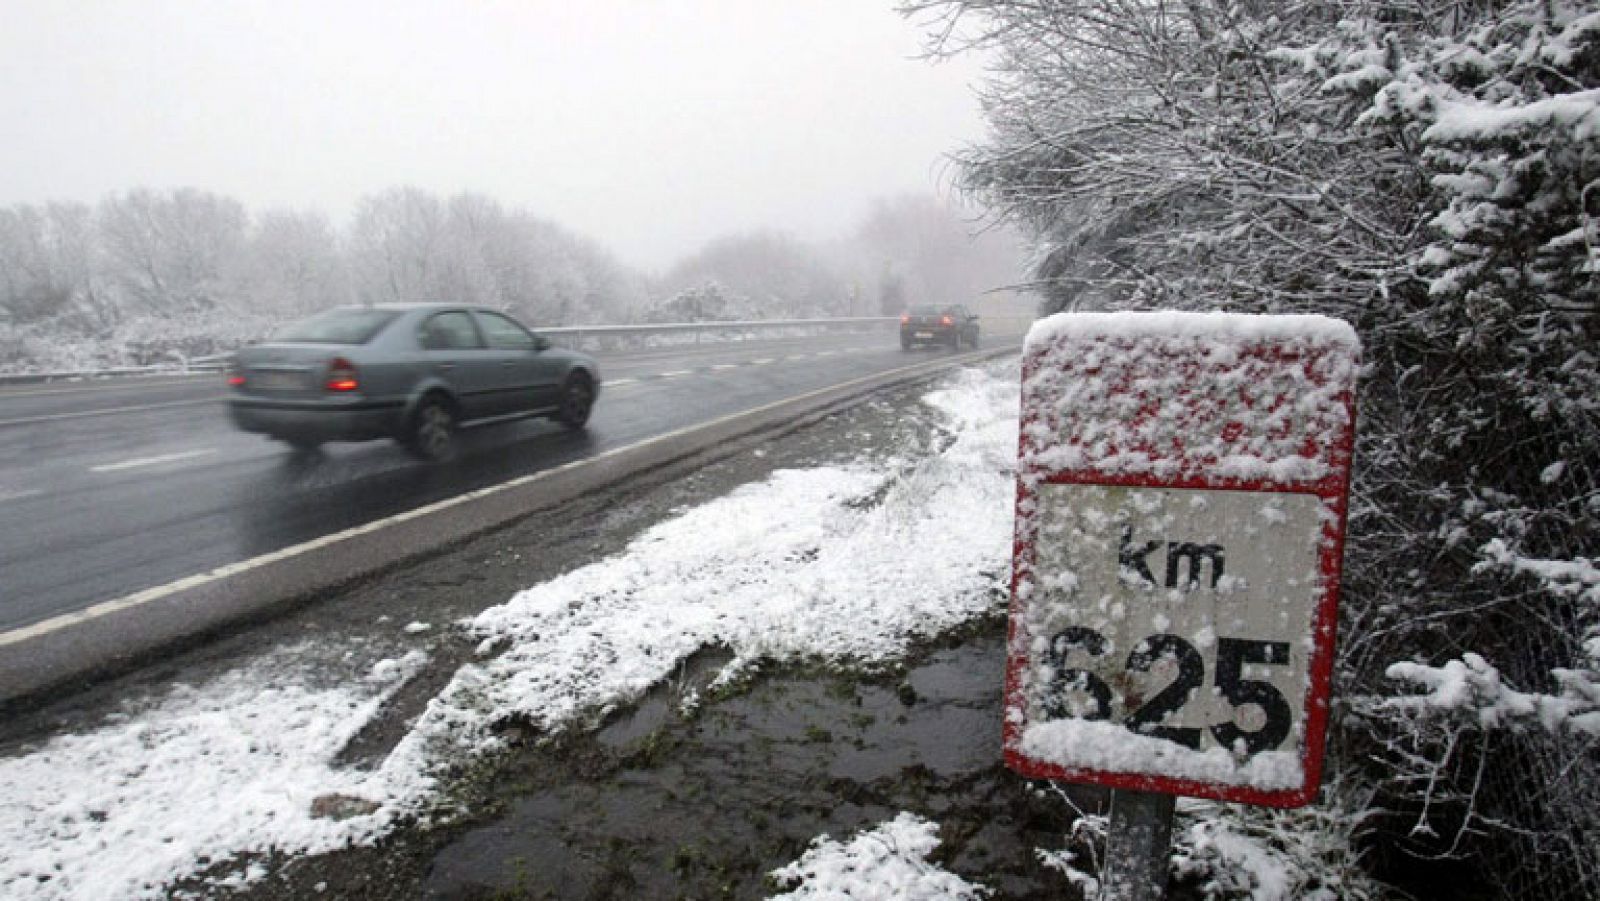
[90,448,218,474]
[0,487,43,504]
[0,397,219,428]
[749,358,775,365]
[659,370,692,378]
[711,364,739,371]
[608,378,640,387]
[815,350,837,356]
[0,345,1006,648]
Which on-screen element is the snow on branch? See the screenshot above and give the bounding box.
[1386,653,1600,736]
[1475,539,1600,608]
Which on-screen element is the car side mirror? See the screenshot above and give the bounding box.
[533,335,552,352]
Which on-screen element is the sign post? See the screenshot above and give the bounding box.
[1004,312,1359,896]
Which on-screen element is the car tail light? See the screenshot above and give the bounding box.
[326,357,360,392]
[900,314,910,324]
[941,315,953,326]
[226,371,246,388]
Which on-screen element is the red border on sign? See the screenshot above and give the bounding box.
[1002,330,1356,809]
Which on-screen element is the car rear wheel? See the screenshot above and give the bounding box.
[556,373,595,429]
[404,394,458,462]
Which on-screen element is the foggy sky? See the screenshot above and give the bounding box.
[0,1,987,270]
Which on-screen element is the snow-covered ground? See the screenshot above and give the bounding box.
[0,364,1020,899]
[0,360,1373,899]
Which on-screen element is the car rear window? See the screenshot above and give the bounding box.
[908,306,939,315]
[272,309,400,344]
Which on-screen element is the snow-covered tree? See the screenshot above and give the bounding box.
[345,188,645,326]
[239,209,349,316]
[906,0,1599,895]
[660,231,849,320]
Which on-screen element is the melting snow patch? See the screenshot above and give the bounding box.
[0,646,431,901]
[768,813,990,900]
[415,364,1019,742]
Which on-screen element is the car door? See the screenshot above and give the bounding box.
[472,310,559,413]
[416,310,500,421]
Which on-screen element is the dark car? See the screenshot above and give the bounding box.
[900,304,980,350]
[227,304,600,461]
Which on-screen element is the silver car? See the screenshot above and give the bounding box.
[227,304,600,461]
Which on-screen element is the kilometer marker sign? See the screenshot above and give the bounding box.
[1004,311,1359,807]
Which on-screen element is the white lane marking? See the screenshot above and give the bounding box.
[0,397,219,428]
[785,354,809,361]
[711,364,739,371]
[815,350,837,356]
[659,370,692,379]
[749,358,775,365]
[90,448,218,473]
[0,344,1009,648]
[607,378,640,387]
[0,487,43,504]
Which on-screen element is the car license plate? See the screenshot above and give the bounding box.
[915,331,934,339]
[252,370,306,392]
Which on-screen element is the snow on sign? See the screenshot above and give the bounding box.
[1004,311,1359,808]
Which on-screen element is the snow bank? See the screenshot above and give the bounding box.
[768,813,991,900]
[0,648,429,900]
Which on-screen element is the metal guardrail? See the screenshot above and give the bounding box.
[0,362,228,386]
[0,317,904,386]
[540,316,901,351]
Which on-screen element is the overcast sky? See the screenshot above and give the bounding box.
[0,1,988,270]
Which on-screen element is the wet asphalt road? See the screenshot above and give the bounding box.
[0,330,1011,633]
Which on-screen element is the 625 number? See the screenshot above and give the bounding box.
[1042,629,1293,755]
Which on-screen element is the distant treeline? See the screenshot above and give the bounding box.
[0,188,1023,371]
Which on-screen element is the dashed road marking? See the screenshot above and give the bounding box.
[711,364,739,371]
[659,370,692,379]
[749,358,775,365]
[90,448,218,474]
[0,487,43,504]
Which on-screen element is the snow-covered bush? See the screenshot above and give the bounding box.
[907,0,1598,895]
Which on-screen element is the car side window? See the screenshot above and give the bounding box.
[419,312,484,350]
[475,311,537,351]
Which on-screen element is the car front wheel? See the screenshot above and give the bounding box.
[556,373,595,429]
[403,394,458,462]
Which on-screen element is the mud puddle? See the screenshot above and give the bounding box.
[417,623,1085,900]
